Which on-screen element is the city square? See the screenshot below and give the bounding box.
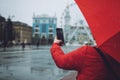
[0,0,120,80]
[0,45,78,80]
[0,0,92,79]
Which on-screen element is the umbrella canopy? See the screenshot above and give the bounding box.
[75,0,120,63]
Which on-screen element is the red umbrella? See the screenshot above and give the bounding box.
[75,0,120,63]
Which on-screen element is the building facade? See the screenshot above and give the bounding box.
[61,4,95,46]
[32,14,57,45]
[0,15,6,44]
[13,21,32,44]
[69,26,93,45]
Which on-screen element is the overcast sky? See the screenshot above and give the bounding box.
[0,0,87,27]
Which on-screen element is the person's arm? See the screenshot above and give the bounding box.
[50,37,86,70]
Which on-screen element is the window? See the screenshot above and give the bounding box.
[79,27,84,29]
[35,19,37,23]
[49,34,53,38]
[35,34,39,38]
[49,25,52,28]
[49,20,54,23]
[52,20,54,23]
[42,24,46,33]
[82,33,87,35]
[35,29,39,32]
[43,20,46,23]
[35,25,39,27]
[49,29,53,32]
[49,20,51,23]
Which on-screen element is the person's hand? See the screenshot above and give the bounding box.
[54,36,64,46]
[53,36,62,44]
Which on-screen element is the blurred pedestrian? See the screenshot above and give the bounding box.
[21,42,25,50]
[36,41,39,48]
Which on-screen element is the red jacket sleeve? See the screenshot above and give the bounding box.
[50,43,87,70]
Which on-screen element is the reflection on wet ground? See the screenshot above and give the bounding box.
[0,46,79,80]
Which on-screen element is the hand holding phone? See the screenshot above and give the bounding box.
[56,28,65,46]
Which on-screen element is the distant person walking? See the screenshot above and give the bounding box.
[21,42,25,50]
[36,41,40,48]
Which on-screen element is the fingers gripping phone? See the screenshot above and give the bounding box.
[56,28,65,46]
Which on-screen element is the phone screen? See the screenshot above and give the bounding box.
[56,28,65,46]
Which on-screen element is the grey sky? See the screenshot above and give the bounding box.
[0,0,87,27]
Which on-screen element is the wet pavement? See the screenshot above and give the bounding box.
[0,45,79,80]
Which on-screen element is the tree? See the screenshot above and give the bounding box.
[3,23,8,48]
[0,15,5,43]
[7,18,15,41]
[3,18,15,49]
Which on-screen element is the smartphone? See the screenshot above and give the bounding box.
[56,28,65,46]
